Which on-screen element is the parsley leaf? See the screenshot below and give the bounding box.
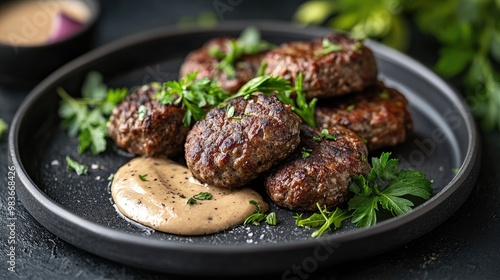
[156,72,230,126]
[276,72,318,127]
[211,27,275,77]
[315,38,343,57]
[139,174,149,182]
[301,147,313,158]
[0,119,8,140]
[228,75,292,101]
[294,203,351,238]
[313,129,337,141]
[58,71,128,155]
[186,192,213,205]
[348,152,433,228]
[244,200,277,226]
[66,156,88,175]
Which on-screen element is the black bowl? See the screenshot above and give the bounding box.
[0,0,100,88]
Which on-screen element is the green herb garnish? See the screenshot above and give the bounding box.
[156,72,230,126]
[186,192,213,205]
[244,200,277,226]
[276,73,318,127]
[226,105,236,118]
[0,119,7,140]
[228,75,292,101]
[301,147,313,158]
[312,128,336,142]
[186,197,197,205]
[294,203,351,238]
[138,105,147,121]
[346,104,356,111]
[379,91,390,100]
[66,156,88,175]
[58,71,128,155]
[139,174,149,182]
[211,27,275,77]
[315,38,343,57]
[348,152,433,227]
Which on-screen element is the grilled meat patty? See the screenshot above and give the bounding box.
[185,94,302,189]
[107,84,189,159]
[263,33,378,99]
[265,125,370,212]
[315,83,413,151]
[179,37,265,93]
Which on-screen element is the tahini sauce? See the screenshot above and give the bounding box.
[0,0,90,45]
[111,157,268,235]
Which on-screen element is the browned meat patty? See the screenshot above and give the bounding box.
[179,37,265,93]
[265,125,370,212]
[185,94,302,189]
[263,33,378,99]
[107,84,189,159]
[315,83,413,151]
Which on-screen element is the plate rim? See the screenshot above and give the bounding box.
[8,20,480,268]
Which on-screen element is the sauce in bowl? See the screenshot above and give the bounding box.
[0,0,90,46]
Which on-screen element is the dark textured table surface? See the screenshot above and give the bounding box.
[1,1,499,279]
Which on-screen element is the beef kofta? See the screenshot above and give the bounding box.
[315,83,413,151]
[263,33,378,99]
[107,84,189,159]
[265,125,371,212]
[185,94,302,189]
[179,37,266,93]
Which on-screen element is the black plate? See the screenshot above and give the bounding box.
[9,21,480,276]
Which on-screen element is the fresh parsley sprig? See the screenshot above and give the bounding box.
[210,27,275,77]
[227,75,292,101]
[348,152,433,227]
[294,203,351,238]
[276,73,318,127]
[156,72,230,126]
[58,71,128,155]
[244,200,277,226]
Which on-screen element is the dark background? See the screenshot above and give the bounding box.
[1,0,499,279]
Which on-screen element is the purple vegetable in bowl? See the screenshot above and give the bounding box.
[48,12,85,43]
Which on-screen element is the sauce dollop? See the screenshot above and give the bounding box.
[111,157,268,235]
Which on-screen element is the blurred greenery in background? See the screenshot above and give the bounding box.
[294,0,500,131]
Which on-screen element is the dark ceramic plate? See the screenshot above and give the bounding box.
[9,21,480,276]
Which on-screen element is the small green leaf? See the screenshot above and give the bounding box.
[315,38,343,57]
[66,156,88,176]
[138,105,147,121]
[193,192,213,200]
[265,212,277,226]
[139,174,149,182]
[301,147,313,158]
[434,47,474,77]
[348,195,379,228]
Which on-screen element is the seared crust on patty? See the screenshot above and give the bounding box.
[185,94,302,189]
[107,84,189,159]
[179,37,265,93]
[315,83,413,151]
[263,33,378,99]
[265,125,370,212]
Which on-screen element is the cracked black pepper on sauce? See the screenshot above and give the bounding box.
[111,157,268,235]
